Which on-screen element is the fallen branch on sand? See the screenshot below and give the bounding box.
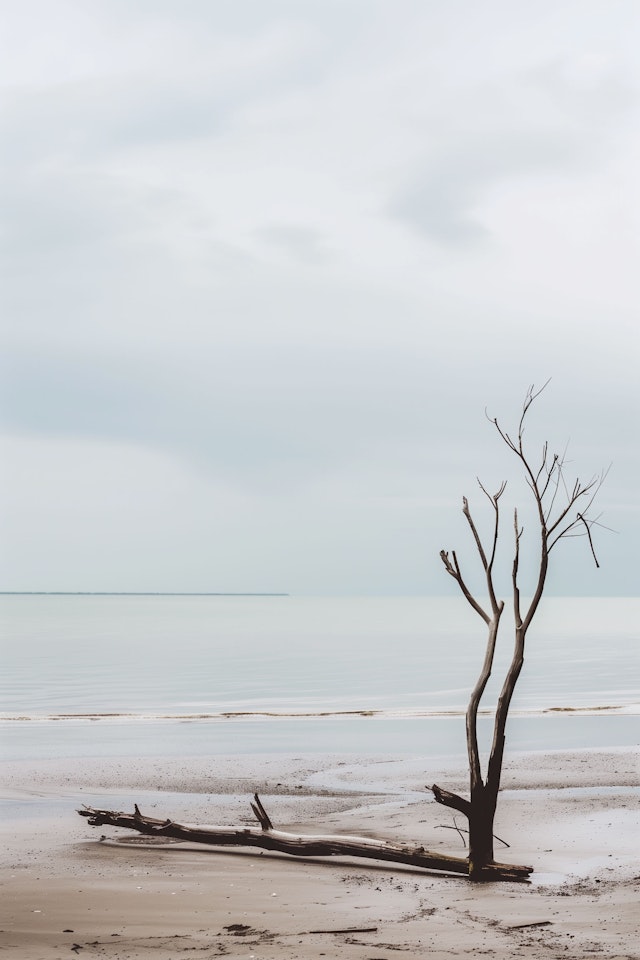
[77,793,532,881]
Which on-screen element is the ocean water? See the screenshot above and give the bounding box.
[0,595,638,760]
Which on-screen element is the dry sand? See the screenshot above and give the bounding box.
[1,748,638,959]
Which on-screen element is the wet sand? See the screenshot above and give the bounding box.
[1,748,638,958]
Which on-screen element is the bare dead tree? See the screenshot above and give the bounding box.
[431,383,606,879]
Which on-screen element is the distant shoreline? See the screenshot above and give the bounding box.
[0,591,289,596]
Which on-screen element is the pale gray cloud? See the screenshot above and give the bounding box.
[1,0,638,595]
[390,59,636,244]
[256,224,330,264]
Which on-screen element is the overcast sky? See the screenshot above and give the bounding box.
[1,0,638,596]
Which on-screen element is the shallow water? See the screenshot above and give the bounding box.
[1,595,638,759]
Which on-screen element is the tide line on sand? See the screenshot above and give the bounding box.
[1,703,638,722]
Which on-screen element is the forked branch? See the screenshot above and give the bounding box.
[439,549,490,624]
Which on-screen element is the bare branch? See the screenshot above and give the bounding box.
[546,477,599,537]
[588,515,618,535]
[462,496,490,571]
[512,509,523,628]
[516,381,551,451]
[577,513,600,568]
[543,451,565,522]
[534,441,549,484]
[546,470,606,553]
[250,793,274,830]
[477,479,507,575]
[430,784,471,818]
[435,821,511,849]
[539,452,560,504]
[439,548,491,625]
[548,518,583,550]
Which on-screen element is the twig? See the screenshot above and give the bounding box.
[436,823,510,848]
[577,513,600,567]
[250,792,273,830]
[508,920,552,930]
[452,816,466,847]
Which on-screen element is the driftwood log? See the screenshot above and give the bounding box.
[78,793,532,881]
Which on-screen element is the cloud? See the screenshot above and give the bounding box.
[1,0,638,593]
[256,224,331,263]
[389,59,636,245]
[0,338,462,490]
[0,26,319,167]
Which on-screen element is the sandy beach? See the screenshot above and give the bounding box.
[1,748,638,959]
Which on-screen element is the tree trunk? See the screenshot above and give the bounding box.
[431,782,501,880]
[468,785,496,879]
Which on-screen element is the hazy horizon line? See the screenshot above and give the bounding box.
[0,591,290,597]
[1,592,637,599]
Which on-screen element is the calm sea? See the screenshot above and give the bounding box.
[0,595,637,760]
